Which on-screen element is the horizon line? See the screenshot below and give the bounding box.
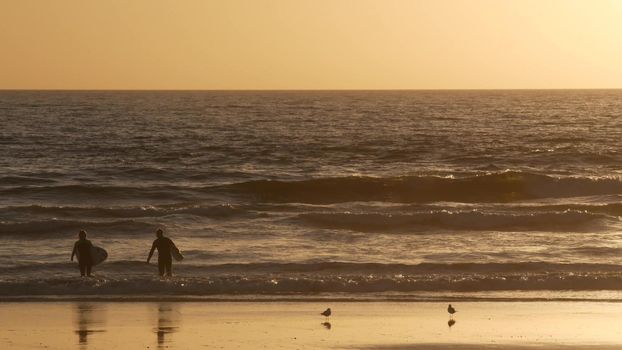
[2,88,622,92]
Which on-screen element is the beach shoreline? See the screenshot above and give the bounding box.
[4,289,622,303]
[2,301,622,349]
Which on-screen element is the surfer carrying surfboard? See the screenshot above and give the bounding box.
[147,228,181,277]
[71,230,93,277]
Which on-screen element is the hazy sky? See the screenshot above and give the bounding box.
[2,0,622,89]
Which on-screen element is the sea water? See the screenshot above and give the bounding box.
[2,90,622,299]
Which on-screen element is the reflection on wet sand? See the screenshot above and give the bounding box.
[74,303,106,347]
[322,321,332,330]
[154,303,180,348]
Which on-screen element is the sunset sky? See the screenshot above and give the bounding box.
[2,0,622,90]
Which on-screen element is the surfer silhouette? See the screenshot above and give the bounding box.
[147,229,179,277]
[71,230,93,277]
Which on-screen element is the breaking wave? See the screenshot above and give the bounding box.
[5,172,622,205]
[296,210,615,232]
[220,172,622,204]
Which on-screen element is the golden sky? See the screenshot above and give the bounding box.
[2,0,622,90]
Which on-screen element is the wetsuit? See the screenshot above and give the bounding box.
[73,239,93,276]
[151,237,175,276]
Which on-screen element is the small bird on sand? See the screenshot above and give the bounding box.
[447,304,457,318]
[321,308,331,320]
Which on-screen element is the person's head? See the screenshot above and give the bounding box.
[156,228,163,238]
[78,230,87,239]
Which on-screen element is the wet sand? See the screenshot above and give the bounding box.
[1,301,622,349]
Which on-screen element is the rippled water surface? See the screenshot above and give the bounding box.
[2,90,622,298]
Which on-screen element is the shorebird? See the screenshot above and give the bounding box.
[447,304,456,319]
[321,308,331,320]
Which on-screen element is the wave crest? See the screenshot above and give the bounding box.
[0,219,158,237]
[221,172,622,203]
[0,204,249,219]
[297,210,613,232]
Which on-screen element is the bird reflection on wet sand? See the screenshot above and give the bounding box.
[448,319,456,328]
[321,322,332,330]
[155,303,180,348]
[74,303,106,347]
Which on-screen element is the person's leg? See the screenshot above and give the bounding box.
[158,259,165,276]
[79,262,86,277]
[86,264,92,277]
[165,259,172,277]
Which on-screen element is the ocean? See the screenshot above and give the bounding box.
[2,90,622,300]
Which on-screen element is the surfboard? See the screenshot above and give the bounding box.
[76,246,108,266]
[171,247,184,262]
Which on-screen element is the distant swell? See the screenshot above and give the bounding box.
[0,219,158,237]
[297,210,614,232]
[0,176,57,186]
[5,172,622,204]
[0,204,251,220]
[0,184,195,201]
[221,172,622,203]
